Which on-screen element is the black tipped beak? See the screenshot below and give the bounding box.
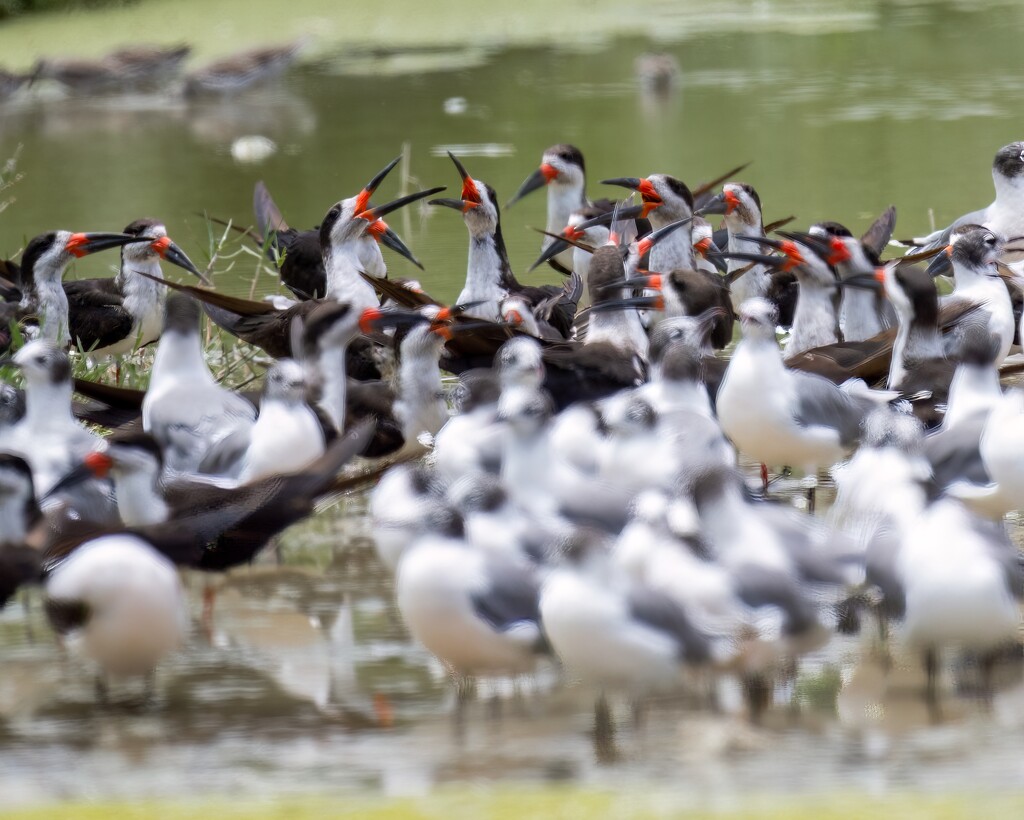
[364,155,403,195]
[363,187,446,220]
[702,243,729,273]
[926,251,953,277]
[589,294,664,314]
[708,250,783,267]
[507,167,548,208]
[359,308,428,334]
[637,217,693,254]
[447,151,471,182]
[43,462,96,501]
[159,240,209,284]
[696,192,728,217]
[577,204,645,230]
[838,271,885,292]
[600,177,642,191]
[428,198,470,212]
[66,232,149,258]
[379,226,424,270]
[529,236,573,272]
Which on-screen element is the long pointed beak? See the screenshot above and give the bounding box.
[837,269,886,292]
[599,272,663,293]
[601,177,642,191]
[529,235,573,271]
[428,197,474,213]
[692,162,751,198]
[707,250,785,267]
[588,294,665,313]
[376,223,425,270]
[507,165,557,208]
[695,237,729,272]
[926,250,953,277]
[448,151,471,182]
[696,192,727,217]
[358,307,428,335]
[65,232,149,258]
[577,204,645,230]
[360,186,446,220]
[149,236,210,284]
[636,217,693,256]
[43,451,113,501]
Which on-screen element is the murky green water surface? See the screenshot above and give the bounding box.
[3,0,1024,809]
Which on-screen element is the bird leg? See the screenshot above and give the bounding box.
[201,583,217,642]
[924,648,941,723]
[743,673,772,725]
[453,675,473,741]
[800,473,818,515]
[95,674,109,706]
[593,692,618,763]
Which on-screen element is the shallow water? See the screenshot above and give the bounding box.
[3,0,1024,809]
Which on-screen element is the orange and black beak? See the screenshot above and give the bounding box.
[148,236,210,284]
[926,244,955,277]
[65,232,149,259]
[352,155,403,215]
[601,177,663,218]
[429,152,482,213]
[838,268,887,292]
[696,189,740,217]
[356,186,445,270]
[358,307,428,335]
[507,162,559,208]
[43,450,115,501]
[693,234,729,273]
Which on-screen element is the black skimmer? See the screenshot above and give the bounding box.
[370,463,448,571]
[429,370,503,484]
[430,152,578,335]
[188,158,440,363]
[252,168,429,300]
[141,295,257,474]
[1,230,150,350]
[64,218,205,356]
[46,420,375,572]
[507,144,592,273]
[183,40,306,96]
[600,173,696,273]
[698,182,772,309]
[816,208,898,341]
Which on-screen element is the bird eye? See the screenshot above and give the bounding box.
[985,234,996,245]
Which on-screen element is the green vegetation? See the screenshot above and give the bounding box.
[0,0,131,22]
[4,790,1024,819]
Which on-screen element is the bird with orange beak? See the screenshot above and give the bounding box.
[602,173,696,275]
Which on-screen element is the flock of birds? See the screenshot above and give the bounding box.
[1,137,1024,735]
[0,40,307,100]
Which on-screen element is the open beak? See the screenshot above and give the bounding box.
[601,176,663,219]
[353,154,403,214]
[430,152,483,213]
[694,235,728,273]
[365,220,425,269]
[926,246,954,277]
[149,236,210,284]
[507,163,559,208]
[65,232,150,259]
